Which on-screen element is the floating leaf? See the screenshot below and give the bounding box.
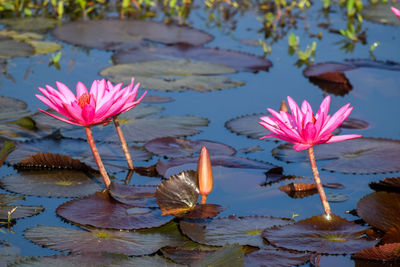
[225,113,267,139]
[0,170,102,198]
[162,243,222,266]
[345,58,400,71]
[145,137,236,158]
[0,193,44,221]
[326,193,349,202]
[363,3,400,26]
[52,20,213,50]
[341,118,369,130]
[156,155,277,178]
[279,183,318,199]
[0,18,57,32]
[262,214,378,254]
[0,141,15,168]
[195,243,244,267]
[272,138,400,174]
[28,41,62,54]
[109,181,158,207]
[356,191,400,232]
[180,215,291,247]
[353,243,400,261]
[0,193,24,205]
[369,177,400,193]
[57,191,172,229]
[112,45,272,72]
[142,95,174,104]
[0,96,29,121]
[0,38,34,58]
[382,226,400,244]
[100,60,244,92]
[245,247,311,267]
[24,223,186,256]
[303,62,357,77]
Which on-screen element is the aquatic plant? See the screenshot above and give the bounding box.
[198,146,213,204]
[259,96,362,216]
[36,78,146,188]
[391,6,400,19]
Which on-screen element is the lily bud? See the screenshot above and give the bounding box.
[280,100,289,113]
[198,146,213,204]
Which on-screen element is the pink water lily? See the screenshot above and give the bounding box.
[391,6,400,19]
[259,96,362,151]
[36,78,146,126]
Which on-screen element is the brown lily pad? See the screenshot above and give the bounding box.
[24,223,187,256]
[279,183,318,199]
[303,62,357,77]
[341,118,369,130]
[262,214,378,254]
[308,72,353,96]
[272,138,400,174]
[56,191,172,230]
[52,19,213,50]
[369,177,400,193]
[180,215,291,247]
[382,226,400,244]
[245,247,311,267]
[345,58,400,71]
[353,243,400,261]
[0,170,103,198]
[156,155,277,178]
[109,181,158,207]
[0,193,43,221]
[112,45,272,72]
[144,137,236,158]
[356,191,400,232]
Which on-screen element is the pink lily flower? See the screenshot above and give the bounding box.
[36,78,146,188]
[391,6,400,19]
[36,78,146,126]
[259,96,362,217]
[259,96,362,151]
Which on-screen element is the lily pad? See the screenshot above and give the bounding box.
[28,41,62,54]
[272,138,400,174]
[279,183,318,199]
[100,60,244,92]
[195,243,244,267]
[0,193,44,221]
[345,58,400,71]
[382,226,400,244]
[363,2,400,26]
[326,193,349,202]
[0,18,57,32]
[180,215,291,247]
[156,155,277,178]
[225,113,268,139]
[112,45,272,72]
[24,223,186,256]
[142,95,174,104]
[369,177,400,193]
[303,62,357,77]
[262,214,378,254]
[0,170,102,198]
[340,118,369,130]
[0,38,35,58]
[56,191,172,229]
[353,243,400,261]
[0,141,15,168]
[109,181,158,207]
[52,19,213,50]
[356,191,400,232]
[145,137,236,158]
[245,247,311,267]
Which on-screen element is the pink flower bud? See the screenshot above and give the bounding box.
[197,146,213,203]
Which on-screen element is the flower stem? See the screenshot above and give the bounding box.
[85,126,111,189]
[308,146,332,217]
[200,195,207,204]
[113,117,134,170]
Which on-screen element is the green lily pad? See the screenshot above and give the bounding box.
[272,138,400,174]
[52,19,213,50]
[0,170,103,198]
[112,45,272,72]
[28,41,62,54]
[109,181,158,207]
[56,191,172,229]
[245,247,311,267]
[145,137,236,158]
[225,113,268,140]
[24,223,187,256]
[262,214,378,254]
[0,38,34,58]
[0,18,57,32]
[180,215,291,247]
[100,60,243,92]
[356,191,400,232]
[363,3,400,26]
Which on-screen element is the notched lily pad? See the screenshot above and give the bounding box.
[382,226,400,244]
[0,18,57,32]
[0,193,43,222]
[145,137,236,158]
[341,118,369,130]
[112,45,272,72]
[100,60,244,92]
[356,191,400,232]
[24,224,186,256]
[0,38,35,58]
[262,214,378,254]
[225,113,267,139]
[363,2,400,26]
[273,138,400,174]
[56,191,172,229]
[0,141,15,168]
[245,247,311,267]
[156,155,277,178]
[353,243,400,261]
[0,170,102,198]
[369,177,400,193]
[180,215,291,247]
[52,19,213,50]
[109,181,158,207]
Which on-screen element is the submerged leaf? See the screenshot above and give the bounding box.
[262,214,378,254]
[145,137,236,158]
[356,191,400,232]
[52,20,213,50]
[56,191,172,229]
[180,215,291,247]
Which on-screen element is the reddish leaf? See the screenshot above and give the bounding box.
[353,243,400,261]
[369,177,400,193]
[382,226,400,244]
[109,181,158,207]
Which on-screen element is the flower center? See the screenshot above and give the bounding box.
[77,93,91,108]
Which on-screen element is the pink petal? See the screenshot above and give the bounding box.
[293,143,313,151]
[81,104,96,125]
[62,102,85,124]
[37,108,81,126]
[303,122,317,143]
[315,96,330,120]
[56,81,76,102]
[326,134,362,144]
[391,6,400,19]
[76,81,88,97]
[36,94,70,118]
